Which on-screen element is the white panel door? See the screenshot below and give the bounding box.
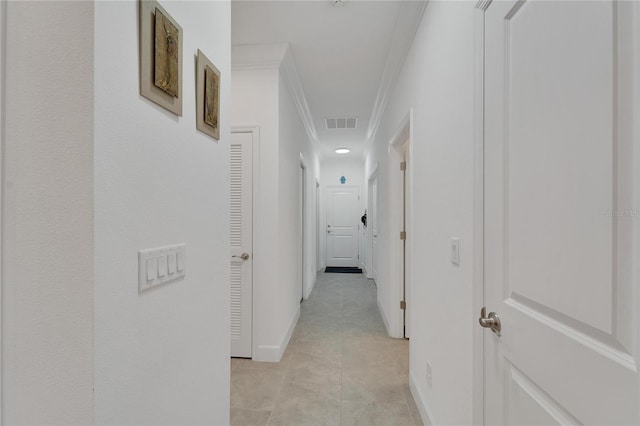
[230,132,253,358]
[483,1,639,424]
[326,185,359,267]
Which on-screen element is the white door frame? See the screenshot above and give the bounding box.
[0,0,6,414]
[388,109,413,339]
[316,179,321,273]
[366,166,378,280]
[231,125,260,358]
[472,2,487,424]
[299,153,307,300]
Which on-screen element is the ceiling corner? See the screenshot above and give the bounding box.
[231,43,288,71]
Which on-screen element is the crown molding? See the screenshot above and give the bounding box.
[280,47,318,143]
[365,1,428,144]
[232,43,318,143]
[231,43,288,71]
[475,0,492,11]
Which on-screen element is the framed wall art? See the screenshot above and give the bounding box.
[139,0,183,116]
[196,49,220,141]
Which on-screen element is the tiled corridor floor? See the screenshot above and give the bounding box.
[230,272,423,426]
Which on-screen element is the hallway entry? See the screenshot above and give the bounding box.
[479,1,639,424]
[230,130,254,358]
[326,186,360,268]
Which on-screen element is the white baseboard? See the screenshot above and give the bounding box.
[410,370,435,426]
[253,305,300,362]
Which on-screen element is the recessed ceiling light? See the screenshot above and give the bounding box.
[335,148,350,154]
[333,0,345,7]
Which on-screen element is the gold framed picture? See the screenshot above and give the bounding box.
[196,49,220,141]
[139,0,183,116]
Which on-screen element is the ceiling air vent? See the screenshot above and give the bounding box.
[325,117,358,130]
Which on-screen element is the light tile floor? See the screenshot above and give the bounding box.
[230,272,424,426]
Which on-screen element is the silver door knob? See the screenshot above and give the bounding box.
[233,253,250,261]
[479,307,501,336]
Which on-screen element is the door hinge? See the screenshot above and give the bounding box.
[400,161,407,171]
[400,300,406,310]
[400,231,406,240]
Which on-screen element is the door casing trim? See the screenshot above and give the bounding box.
[388,109,413,339]
[473,1,490,424]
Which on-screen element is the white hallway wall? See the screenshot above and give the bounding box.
[232,50,319,362]
[364,2,476,425]
[279,74,319,300]
[3,2,94,423]
[94,1,231,424]
[3,1,232,424]
[319,158,364,270]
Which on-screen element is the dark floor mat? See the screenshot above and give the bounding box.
[324,267,363,274]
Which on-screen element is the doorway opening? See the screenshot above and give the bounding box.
[229,127,258,359]
[367,169,378,282]
[299,155,307,302]
[316,179,320,273]
[389,110,412,339]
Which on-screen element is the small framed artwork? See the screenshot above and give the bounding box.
[139,0,183,116]
[196,49,220,141]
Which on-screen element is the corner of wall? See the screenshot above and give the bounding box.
[410,370,434,426]
[254,304,300,362]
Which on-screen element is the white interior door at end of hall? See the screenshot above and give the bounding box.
[483,2,639,425]
[230,132,253,358]
[326,186,359,268]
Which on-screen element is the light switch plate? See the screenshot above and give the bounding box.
[138,244,186,293]
[451,237,460,266]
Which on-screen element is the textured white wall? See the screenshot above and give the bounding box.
[3,2,95,423]
[319,158,365,269]
[93,1,231,424]
[279,74,318,302]
[364,2,476,424]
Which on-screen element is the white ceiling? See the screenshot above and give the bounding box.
[232,1,423,159]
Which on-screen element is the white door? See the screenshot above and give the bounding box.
[326,185,359,267]
[483,1,639,424]
[230,131,253,358]
[371,178,378,280]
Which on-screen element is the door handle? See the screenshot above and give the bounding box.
[479,307,501,336]
[232,253,250,261]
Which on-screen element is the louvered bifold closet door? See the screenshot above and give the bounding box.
[230,132,253,358]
